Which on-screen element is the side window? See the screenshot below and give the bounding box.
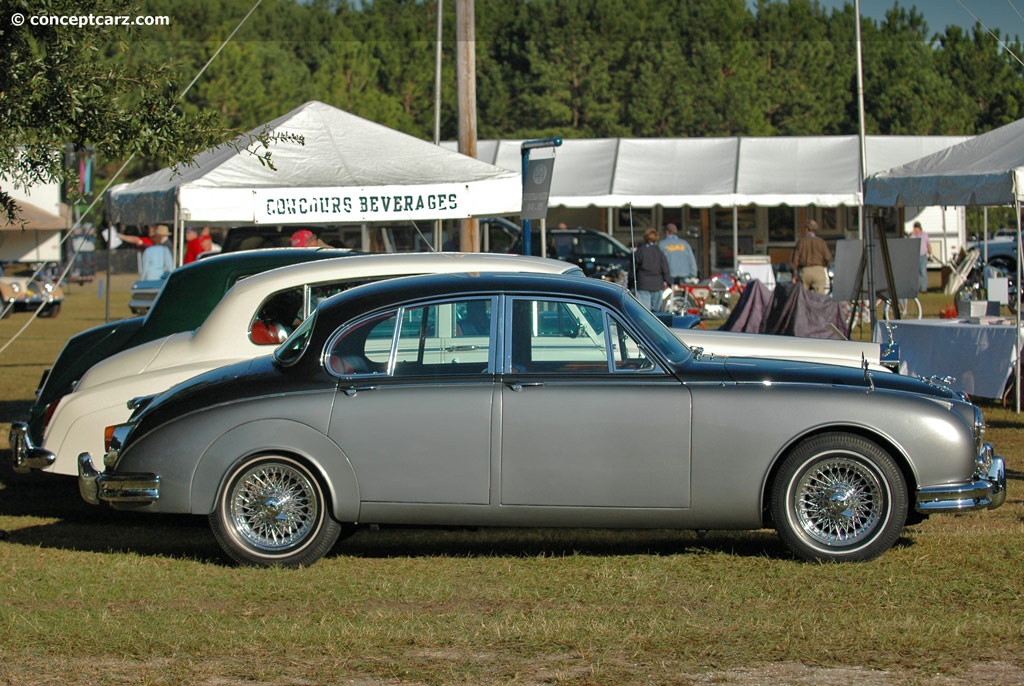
[510,298,658,374]
[392,298,493,376]
[256,276,413,348]
[608,318,657,372]
[326,299,494,379]
[250,287,304,345]
[326,311,397,376]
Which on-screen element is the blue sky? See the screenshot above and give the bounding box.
[754,1,1024,37]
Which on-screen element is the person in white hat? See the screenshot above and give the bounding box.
[140,225,174,281]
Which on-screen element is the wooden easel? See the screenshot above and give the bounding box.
[845,215,901,335]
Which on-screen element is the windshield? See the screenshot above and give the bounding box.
[621,294,692,366]
[273,310,318,366]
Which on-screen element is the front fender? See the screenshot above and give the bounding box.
[191,418,360,522]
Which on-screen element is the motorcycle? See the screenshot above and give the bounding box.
[949,248,1019,314]
[661,272,748,319]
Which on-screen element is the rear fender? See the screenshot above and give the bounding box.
[191,418,359,522]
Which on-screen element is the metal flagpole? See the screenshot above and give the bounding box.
[855,0,875,331]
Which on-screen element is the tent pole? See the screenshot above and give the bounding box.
[174,204,182,268]
[1016,200,1021,413]
[732,207,738,272]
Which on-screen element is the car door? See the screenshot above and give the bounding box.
[325,297,497,505]
[498,297,693,509]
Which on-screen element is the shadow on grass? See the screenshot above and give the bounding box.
[0,400,31,423]
[1,448,916,565]
[0,449,226,564]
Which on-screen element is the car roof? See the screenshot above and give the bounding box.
[142,247,356,337]
[223,251,580,299]
[315,271,625,322]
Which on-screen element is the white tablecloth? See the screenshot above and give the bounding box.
[873,319,1020,399]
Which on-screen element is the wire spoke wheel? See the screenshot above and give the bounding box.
[211,455,342,567]
[231,461,319,550]
[792,455,883,546]
[772,433,907,562]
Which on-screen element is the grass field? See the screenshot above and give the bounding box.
[1,278,1022,685]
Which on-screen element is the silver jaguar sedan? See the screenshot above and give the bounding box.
[79,272,1005,568]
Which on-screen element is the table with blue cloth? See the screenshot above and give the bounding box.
[873,318,1021,399]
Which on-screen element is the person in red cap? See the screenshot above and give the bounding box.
[290,229,317,247]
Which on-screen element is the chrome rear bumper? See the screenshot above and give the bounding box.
[78,453,160,506]
[915,443,1006,513]
[8,421,56,473]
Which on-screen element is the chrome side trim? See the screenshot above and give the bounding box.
[77,453,160,506]
[8,422,56,473]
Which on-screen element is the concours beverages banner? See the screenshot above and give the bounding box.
[253,185,471,223]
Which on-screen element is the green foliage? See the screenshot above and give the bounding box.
[0,0,303,225]
[6,0,1024,221]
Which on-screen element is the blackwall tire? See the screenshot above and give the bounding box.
[771,433,908,562]
[210,454,342,568]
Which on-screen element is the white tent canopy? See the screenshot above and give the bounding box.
[864,116,1024,412]
[865,117,1024,206]
[106,101,522,227]
[453,135,968,209]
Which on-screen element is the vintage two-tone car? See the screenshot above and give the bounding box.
[79,272,1005,567]
[11,252,583,476]
[11,251,901,480]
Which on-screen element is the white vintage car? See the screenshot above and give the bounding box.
[17,253,584,476]
[17,252,899,478]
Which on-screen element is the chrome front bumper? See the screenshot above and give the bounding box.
[77,453,160,506]
[915,443,1006,513]
[8,421,56,473]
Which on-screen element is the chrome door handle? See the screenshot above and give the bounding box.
[506,381,544,392]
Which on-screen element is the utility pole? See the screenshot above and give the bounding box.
[455,0,478,251]
[432,0,443,251]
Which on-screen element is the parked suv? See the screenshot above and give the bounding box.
[510,226,632,277]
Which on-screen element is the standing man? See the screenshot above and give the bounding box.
[659,223,698,283]
[140,225,174,281]
[911,220,932,292]
[629,228,672,311]
[792,219,832,294]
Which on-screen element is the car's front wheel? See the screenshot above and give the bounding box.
[210,454,342,568]
[37,303,60,318]
[771,433,908,562]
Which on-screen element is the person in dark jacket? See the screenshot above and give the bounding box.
[629,228,672,310]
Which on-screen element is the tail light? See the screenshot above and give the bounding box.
[104,425,117,453]
[41,400,60,434]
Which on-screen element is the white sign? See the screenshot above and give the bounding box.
[253,185,472,224]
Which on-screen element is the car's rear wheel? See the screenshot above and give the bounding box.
[210,454,342,568]
[771,433,907,562]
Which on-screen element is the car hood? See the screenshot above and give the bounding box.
[676,329,889,370]
[713,355,956,399]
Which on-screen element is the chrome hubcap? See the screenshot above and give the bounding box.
[794,455,884,546]
[230,462,318,551]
